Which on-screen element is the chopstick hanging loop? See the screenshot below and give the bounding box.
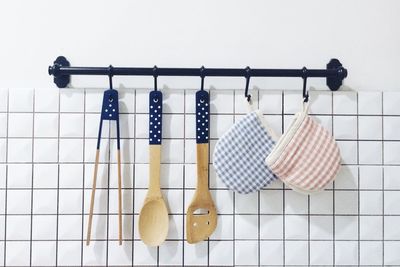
[153,65,158,91]
[302,67,309,103]
[244,66,251,102]
[200,66,205,91]
[108,65,114,90]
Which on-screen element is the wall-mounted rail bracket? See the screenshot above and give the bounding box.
[327,58,346,91]
[48,56,70,88]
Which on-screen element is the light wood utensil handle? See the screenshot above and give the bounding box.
[148,145,162,198]
[117,149,122,245]
[196,143,210,195]
[86,149,100,246]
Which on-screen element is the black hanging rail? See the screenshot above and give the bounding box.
[48,56,348,90]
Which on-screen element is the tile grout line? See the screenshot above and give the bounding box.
[4,212,400,217]
[307,194,310,266]
[3,186,400,192]
[257,90,261,267]
[332,91,335,266]
[29,90,35,266]
[3,136,400,142]
[4,110,400,117]
[356,92,361,266]
[2,237,399,242]
[80,90,86,266]
[3,89,9,266]
[4,161,400,166]
[381,91,385,266]
[182,90,186,266]
[281,90,285,266]
[132,90,136,267]
[55,90,61,266]
[232,90,236,267]
[307,91,311,265]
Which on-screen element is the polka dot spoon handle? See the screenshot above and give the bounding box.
[149,90,163,144]
[196,90,209,144]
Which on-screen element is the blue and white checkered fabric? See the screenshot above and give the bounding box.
[213,111,278,194]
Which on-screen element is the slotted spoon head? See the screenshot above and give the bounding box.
[186,191,217,244]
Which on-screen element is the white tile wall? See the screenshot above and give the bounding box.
[0,88,399,266]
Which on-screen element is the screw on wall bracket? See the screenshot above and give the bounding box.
[48,56,70,88]
[327,58,347,91]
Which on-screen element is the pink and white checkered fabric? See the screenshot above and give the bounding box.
[265,103,341,193]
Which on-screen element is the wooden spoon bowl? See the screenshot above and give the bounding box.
[138,145,169,247]
[139,197,169,246]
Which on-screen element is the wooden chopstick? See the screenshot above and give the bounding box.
[117,149,122,245]
[86,149,100,246]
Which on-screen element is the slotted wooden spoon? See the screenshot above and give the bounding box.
[186,89,217,244]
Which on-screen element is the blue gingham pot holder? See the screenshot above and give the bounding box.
[213,101,278,194]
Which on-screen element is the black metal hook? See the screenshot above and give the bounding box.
[244,66,251,102]
[302,67,309,103]
[108,65,114,90]
[153,65,158,91]
[200,66,205,91]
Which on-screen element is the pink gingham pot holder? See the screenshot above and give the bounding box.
[265,101,341,194]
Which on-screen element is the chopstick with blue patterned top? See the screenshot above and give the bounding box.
[86,88,123,246]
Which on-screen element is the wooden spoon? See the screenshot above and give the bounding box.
[138,90,169,246]
[186,89,217,244]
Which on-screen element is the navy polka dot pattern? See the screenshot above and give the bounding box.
[99,89,120,149]
[149,90,163,145]
[196,90,209,144]
[101,89,119,121]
